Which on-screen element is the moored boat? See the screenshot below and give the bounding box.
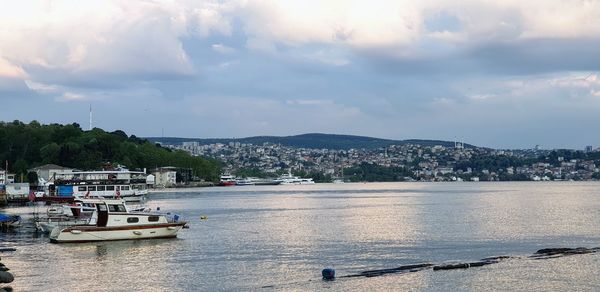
[35,198,100,233]
[218,174,237,186]
[52,170,148,202]
[275,171,315,185]
[49,199,187,243]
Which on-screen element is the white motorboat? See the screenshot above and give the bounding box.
[276,171,315,185]
[49,198,187,243]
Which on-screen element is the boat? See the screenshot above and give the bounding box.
[253,178,282,186]
[276,171,315,185]
[235,178,255,186]
[218,174,237,186]
[51,170,148,202]
[35,199,99,233]
[235,177,282,186]
[0,213,20,229]
[49,198,187,243]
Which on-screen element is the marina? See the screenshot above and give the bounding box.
[0,182,598,291]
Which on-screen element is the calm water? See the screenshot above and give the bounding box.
[1,182,599,291]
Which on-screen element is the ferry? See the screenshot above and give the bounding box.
[52,170,148,202]
[218,174,237,186]
[49,198,187,243]
[276,171,315,185]
[235,177,282,186]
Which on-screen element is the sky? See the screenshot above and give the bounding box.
[1,0,600,149]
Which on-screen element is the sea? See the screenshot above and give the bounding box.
[1,182,599,291]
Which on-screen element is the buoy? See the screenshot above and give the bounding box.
[322,268,335,280]
[200,215,208,220]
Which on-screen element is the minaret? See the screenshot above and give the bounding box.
[89,104,93,130]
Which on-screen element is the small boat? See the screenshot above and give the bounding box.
[0,213,21,229]
[49,199,187,243]
[35,200,97,233]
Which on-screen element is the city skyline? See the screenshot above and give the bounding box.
[2,1,600,149]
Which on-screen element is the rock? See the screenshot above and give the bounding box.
[531,247,598,259]
[0,271,13,284]
[481,256,511,261]
[342,263,433,278]
[0,249,15,253]
[433,260,498,271]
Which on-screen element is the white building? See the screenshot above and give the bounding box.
[153,167,177,187]
[0,169,15,184]
[29,164,73,182]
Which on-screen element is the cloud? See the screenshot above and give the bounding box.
[0,57,27,78]
[2,1,600,148]
[0,1,196,87]
[212,44,236,54]
[56,92,87,102]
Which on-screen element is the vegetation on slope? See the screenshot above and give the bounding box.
[0,120,221,182]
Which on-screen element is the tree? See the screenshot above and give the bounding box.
[27,171,39,184]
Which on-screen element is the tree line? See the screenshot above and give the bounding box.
[0,120,221,183]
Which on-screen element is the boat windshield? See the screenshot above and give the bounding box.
[107,204,127,212]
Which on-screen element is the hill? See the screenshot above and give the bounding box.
[146,133,476,150]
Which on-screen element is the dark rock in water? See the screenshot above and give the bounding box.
[342,263,433,278]
[0,249,16,253]
[531,247,598,259]
[0,286,13,292]
[433,260,499,271]
[0,271,14,283]
[481,256,512,261]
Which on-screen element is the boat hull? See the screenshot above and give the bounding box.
[49,222,186,243]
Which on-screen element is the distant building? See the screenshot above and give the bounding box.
[153,167,177,188]
[0,168,13,184]
[0,168,5,185]
[29,164,73,182]
[585,146,593,153]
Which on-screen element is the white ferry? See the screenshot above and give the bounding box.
[53,170,148,202]
[276,171,315,185]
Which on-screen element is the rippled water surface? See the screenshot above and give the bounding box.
[1,182,599,291]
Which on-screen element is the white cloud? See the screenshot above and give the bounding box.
[56,92,87,102]
[0,57,27,78]
[24,80,61,93]
[0,1,196,84]
[212,44,236,54]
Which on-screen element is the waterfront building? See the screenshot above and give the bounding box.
[153,167,177,188]
[29,164,73,182]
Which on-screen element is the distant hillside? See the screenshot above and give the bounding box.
[146,133,476,150]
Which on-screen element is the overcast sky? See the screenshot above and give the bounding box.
[1,1,600,149]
